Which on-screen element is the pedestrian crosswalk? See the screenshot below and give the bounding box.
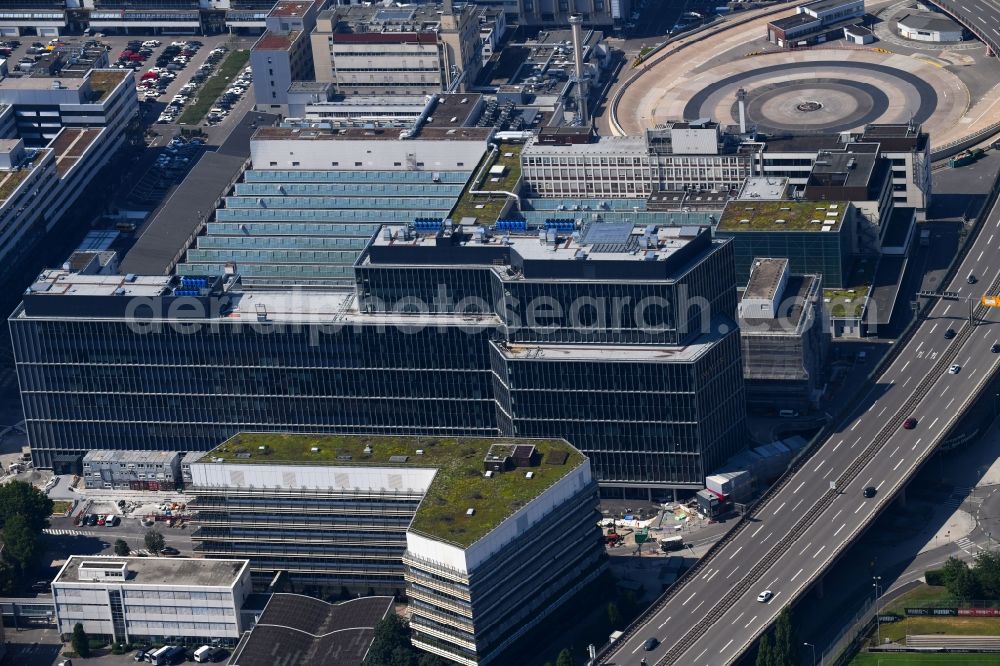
[44,528,102,537]
[956,536,979,554]
[945,487,971,510]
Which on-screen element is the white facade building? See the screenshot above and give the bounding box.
[53,556,251,645]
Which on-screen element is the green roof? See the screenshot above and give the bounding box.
[718,200,848,232]
[205,433,586,549]
[449,143,522,224]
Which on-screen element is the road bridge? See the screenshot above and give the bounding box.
[601,189,1000,665]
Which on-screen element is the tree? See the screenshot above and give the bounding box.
[0,480,53,532]
[772,607,796,666]
[555,648,573,666]
[72,622,91,658]
[756,633,774,666]
[942,556,978,599]
[607,602,623,630]
[363,614,411,666]
[974,550,1000,599]
[114,539,131,556]
[0,560,16,596]
[417,653,447,666]
[144,530,165,554]
[3,514,38,572]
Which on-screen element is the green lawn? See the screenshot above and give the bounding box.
[851,654,1000,665]
[51,500,72,515]
[178,49,250,125]
[883,585,954,614]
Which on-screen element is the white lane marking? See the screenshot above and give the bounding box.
[832,509,843,522]
[729,546,743,559]
[761,531,773,544]
[793,481,805,493]
[832,440,843,453]
[632,642,644,654]
[890,446,899,457]
[979,250,985,261]
[706,569,719,582]
[990,234,995,244]
[901,360,910,372]
[693,648,707,662]
[823,467,834,480]
[947,398,955,409]
[893,458,904,471]
[814,545,826,559]
[916,341,924,352]
[813,459,825,473]
[744,615,758,629]
[798,541,813,556]
[751,524,764,537]
[855,502,866,514]
[903,376,911,387]
[727,566,741,579]
[851,420,860,431]
[731,611,745,625]
[851,436,862,448]
[912,437,922,451]
[834,523,846,536]
[931,417,940,429]
[930,323,939,335]
[943,305,951,316]
[658,616,672,629]
[791,568,804,582]
[702,569,713,580]
[692,599,705,614]
[682,592,697,605]
[877,480,886,490]
[792,498,803,512]
[878,406,887,417]
[720,639,734,654]
[774,501,786,516]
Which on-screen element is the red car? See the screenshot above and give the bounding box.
[903,417,918,430]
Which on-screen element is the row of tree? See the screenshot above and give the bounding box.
[363,614,447,666]
[756,607,798,666]
[0,480,53,594]
[934,551,1000,600]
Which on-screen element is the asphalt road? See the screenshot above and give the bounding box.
[603,191,1000,665]
[929,0,1000,55]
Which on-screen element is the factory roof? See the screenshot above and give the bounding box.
[252,125,492,142]
[896,11,962,32]
[83,450,180,465]
[200,433,587,548]
[717,200,848,232]
[54,556,247,588]
[523,134,646,156]
[26,270,178,298]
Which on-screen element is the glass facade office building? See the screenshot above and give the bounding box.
[11,222,747,492]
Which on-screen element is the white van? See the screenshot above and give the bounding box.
[193,646,212,663]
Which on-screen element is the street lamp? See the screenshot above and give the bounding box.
[804,641,816,666]
[873,576,883,646]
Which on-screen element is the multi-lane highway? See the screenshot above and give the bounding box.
[602,192,1000,665]
[929,0,1000,54]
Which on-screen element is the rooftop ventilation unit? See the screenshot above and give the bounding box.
[466,508,476,515]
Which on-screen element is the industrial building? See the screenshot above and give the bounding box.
[250,0,319,115]
[12,219,746,495]
[309,3,482,96]
[52,556,251,645]
[187,433,606,666]
[82,450,182,491]
[738,258,827,409]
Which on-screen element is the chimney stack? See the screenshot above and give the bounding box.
[736,88,748,135]
[569,14,589,126]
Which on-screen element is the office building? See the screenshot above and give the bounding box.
[82,450,182,491]
[767,0,866,47]
[738,258,827,409]
[188,432,606,666]
[310,3,482,95]
[716,199,855,287]
[12,220,746,494]
[470,0,627,28]
[250,0,319,114]
[52,556,251,645]
[522,122,931,212]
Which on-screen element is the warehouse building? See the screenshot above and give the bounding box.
[188,433,606,666]
[766,0,866,47]
[897,11,965,42]
[52,556,251,646]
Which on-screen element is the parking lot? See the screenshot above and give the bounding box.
[1,626,230,666]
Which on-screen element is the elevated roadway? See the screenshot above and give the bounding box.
[601,191,1000,665]
[928,0,1000,56]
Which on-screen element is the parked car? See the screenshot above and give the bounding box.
[160,546,180,556]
